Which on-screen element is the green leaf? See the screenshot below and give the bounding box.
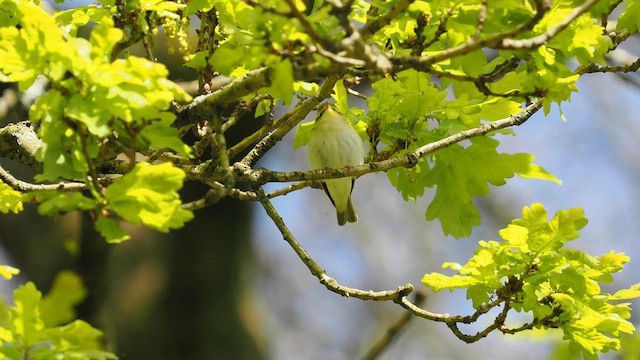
[184,51,208,69]
[611,283,640,300]
[513,204,587,252]
[332,80,350,114]
[37,320,117,360]
[39,271,87,327]
[89,17,123,63]
[293,81,320,97]
[54,5,112,36]
[0,265,19,280]
[0,181,23,214]
[65,94,111,137]
[387,159,431,201]
[254,98,273,118]
[424,137,557,238]
[618,0,640,34]
[0,276,116,359]
[95,217,131,244]
[368,69,447,121]
[140,121,191,157]
[35,192,97,216]
[421,272,481,292]
[105,162,193,232]
[208,45,248,76]
[268,58,294,105]
[294,121,315,149]
[12,282,45,347]
[31,90,92,182]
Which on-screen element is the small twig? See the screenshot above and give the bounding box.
[0,165,86,192]
[314,47,367,67]
[267,181,312,198]
[210,112,233,190]
[473,0,488,40]
[257,187,414,300]
[283,0,337,51]
[221,94,273,133]
[421,8,453,50]
[141,35,155,61]
[176,68,273,127]
[361,291,426,360]
[346,87,368,100]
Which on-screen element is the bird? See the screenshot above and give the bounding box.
[307,103,365,226]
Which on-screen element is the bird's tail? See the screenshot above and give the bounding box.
[337,197,358,226]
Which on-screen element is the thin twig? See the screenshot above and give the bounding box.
[473,0,488,40]
[283,0,337,51]
[210,112,233,190]
[361,291,426,360]
[0,165,86,192]
[141,35,155,61]
[267,181,313,198]
[222,94,273,133]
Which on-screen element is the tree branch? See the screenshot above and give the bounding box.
[175,67,272,128]
[577,57,640,74]
[241,100,543,185]
[257,187,414,301]
[390,0,551,71]
[0,164,86,192]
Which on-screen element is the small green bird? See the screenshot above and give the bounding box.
[307,103,365,226]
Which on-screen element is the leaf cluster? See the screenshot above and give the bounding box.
[423,204,640,359]
[0,269,117,360]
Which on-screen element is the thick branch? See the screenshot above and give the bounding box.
[175,68,271,127]
[0,121,42,170]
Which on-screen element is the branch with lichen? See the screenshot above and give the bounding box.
[237,100,543,186]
